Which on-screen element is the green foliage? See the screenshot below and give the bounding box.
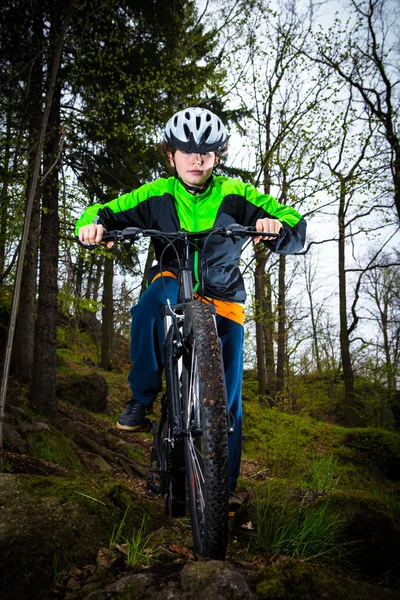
[58,285,103,320]
[287,370,345,420]
[354,377,396,429]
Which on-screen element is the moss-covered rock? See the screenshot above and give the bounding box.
[56,372,108,412]
[321,489,400,577]
[0,474,157,599]
[341,428,400,480]
[26,427,83,470]
[180,560,253,599]
[256,556,399,599]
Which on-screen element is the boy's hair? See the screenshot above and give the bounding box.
[159,140,228,165]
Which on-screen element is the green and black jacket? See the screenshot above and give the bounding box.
[75,175,306,303]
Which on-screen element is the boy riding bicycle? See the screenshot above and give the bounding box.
[76,107,306,502]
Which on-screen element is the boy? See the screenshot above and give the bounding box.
[76,106,306,501]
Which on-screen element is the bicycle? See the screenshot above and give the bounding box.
[102,224,278,559]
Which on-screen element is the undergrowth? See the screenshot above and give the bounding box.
[254,483,353,565]
[110,508,154,568]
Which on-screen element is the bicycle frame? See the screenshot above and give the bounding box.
[101,225,279,556]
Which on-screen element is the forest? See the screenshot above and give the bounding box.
[0,0,399,598]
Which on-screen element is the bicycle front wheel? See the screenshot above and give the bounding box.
[182,301,229,559]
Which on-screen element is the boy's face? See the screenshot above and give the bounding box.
[168,149,219,188]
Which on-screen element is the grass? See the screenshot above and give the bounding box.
[254,482,353,565]
[299,453,339,495]
[110,509,155,568]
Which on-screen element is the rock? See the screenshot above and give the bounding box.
[0,474,111,599]
[19,421,51,434]
[180,560,254,600]
[255,556,400,599]
[2,422,28,453]
[57,372,108,412]
[323,490,400,577]
[96,547,123,569]
[341,428,400,480]
[92,456,113,472]
[4,403,32,425]
[86,573,158,599]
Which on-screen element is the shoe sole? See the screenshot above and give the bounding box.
[116,422,143,431]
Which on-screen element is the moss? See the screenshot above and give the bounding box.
[17,475,157,535]
[27,429,83,470]
[115,582,143,599]
[341,428,400,480]
[321,489,400,577]
[255,556,394,599]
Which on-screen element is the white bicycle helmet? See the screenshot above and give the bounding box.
[164,107,228,153]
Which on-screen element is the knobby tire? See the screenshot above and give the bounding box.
[182,301,229,559]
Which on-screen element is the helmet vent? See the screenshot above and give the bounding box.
[163,107,228,152]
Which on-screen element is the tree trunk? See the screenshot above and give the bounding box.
[0,114,12,275]
[276,255,286,398]
[100,253,114,370]
[74,249,85,299]
[29,77,61,417]
[254,246,268,400]
[338,179,357,426]
[306,274,322,373]
[92,255,104,303]
[380,295,396,396]
[140,242,155,297]
[263,270,276,403]
[11,28,43,381]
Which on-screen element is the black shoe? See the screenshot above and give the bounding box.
[228,492,243,514]
[117,399,148,431]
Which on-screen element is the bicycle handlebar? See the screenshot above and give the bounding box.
[102,224,280,243]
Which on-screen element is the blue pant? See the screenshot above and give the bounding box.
[128,277,244,491]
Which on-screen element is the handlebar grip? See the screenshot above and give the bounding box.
[225,224,280,238]
[102,227,142,241]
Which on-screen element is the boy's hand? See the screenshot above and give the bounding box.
[78,224,113,248]
[254,218,282,244]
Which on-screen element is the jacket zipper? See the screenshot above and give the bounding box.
[192,197,200,293]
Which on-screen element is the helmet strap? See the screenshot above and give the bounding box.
[176,174,213,195]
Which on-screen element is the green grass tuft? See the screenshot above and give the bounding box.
[255,482,353,565]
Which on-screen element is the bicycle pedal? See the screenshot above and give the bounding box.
[147,470,161,494]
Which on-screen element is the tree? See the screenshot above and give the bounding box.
[230,0,328,400]
[29,3,77,417]
[1,0,229,424]
[362,255,400,396]
[100,252,114,370]
[305,0,400,223]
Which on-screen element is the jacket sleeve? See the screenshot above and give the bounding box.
[74,182,157,236]
[242,182,306,254]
